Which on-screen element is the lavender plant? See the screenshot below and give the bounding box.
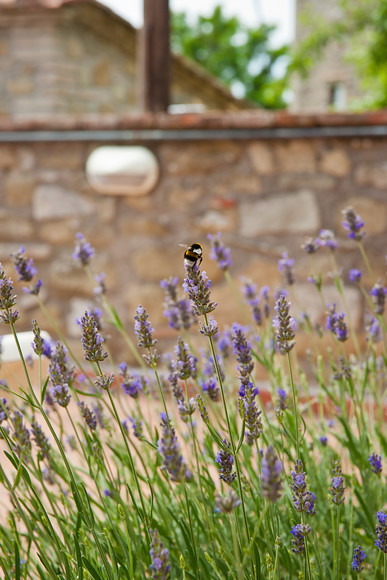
[0,208,385,580]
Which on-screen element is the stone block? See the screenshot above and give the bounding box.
[196,209,236,233]
[275,141,316,174]
[277,174,335,191]
[240,190,320,236]
[126,283,166,326]
[93,60,110,86]
[0,215,34,241]
[33,185,94,221]
[132,246,183,283]
[0,146,17,170]
[4,172,36,206]
[247,142,275,175]
[355,162,387,189]
[39,218,82,244]
[319,148,351,177]
[161,142,241,175]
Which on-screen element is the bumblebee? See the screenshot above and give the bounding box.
[183,242,203,269]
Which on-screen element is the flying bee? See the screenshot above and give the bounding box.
[180,242,203,269]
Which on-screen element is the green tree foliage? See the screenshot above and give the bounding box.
[171,5,289,109]
[290,0,387,109]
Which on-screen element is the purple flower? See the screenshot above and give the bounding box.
[351,545,366,573]
[325,304,348,342]
[94,373,114,391]
[215,440,236,485]
[290,523,311,555]
[273,295,296,354]
[241,278,262,325]
[238,380,263,445]
[342,207,365,241]
[376,511,387,553]
[215,490,241,513]
[79,311,108,363]
[119,364,145,399]
[261,445,283,503]
[319,435,328,447]
[278,252,295,285]
[199,318,219,337]
[158,413,191,483]
[123,416,143,439]
[370,281,387,315]
[160,277,194,330]
[369,453,382,474]
[11,411,31,461]
[290,459,315,514]
[0,268,19,324]
[366,317,382,343]
[231,323,254,375]
[174,338,197,380]
[31,419,50,459]
[11,246,37,282]
[301,237,320,254]
[48,343,75,388]
[50,384,71,408]
[316,229,337,250]
[134,305,157,349]
[330,460,345,505]
[276,388,288,411]
[349,269,362,283]
[77,401,97,430]
[94,272,107,296]
[260,285,270,318]
[183,266,217,317]
[149,528,171,580]
[73,233,94,267]
[208,232,232,271]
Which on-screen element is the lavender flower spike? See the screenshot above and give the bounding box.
[290,523,311,555]
[208,232,232,271]
[215,440,236,485]
[261,445,283,503]
[273,294,296,354]
[375,511,387,553]
[290,459,315,514]
[11,246,37,282]
[370,281,387,315]
[183,265,217,316]
[342,206,365,241]
[149,528,171,580]
[73,232,94,267]
[330,460,345,505]
[278,252,295,286]
[351,545,366,573]
[79,311,108,363]
[158,413,191,483]
[369,452,382,474]
[134,305,157,348]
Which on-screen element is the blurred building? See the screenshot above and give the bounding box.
[0,0,248,119]
[291,0,362,112]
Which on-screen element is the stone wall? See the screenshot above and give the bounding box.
[0,111,386,364]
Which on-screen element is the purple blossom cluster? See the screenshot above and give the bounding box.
[231,324,262,444]
[215,439,236,485]
[325,304,348,342]
[160,277,194,331]
[158,413,191,483]
[369,452,382,474]
[11,246,42,295]
[241,278,262,326]
[315,229,338,250]
[290,459,316,515]
[73,232,94,267]
[330,460,345,505]
[261,445,283,503]
[370,281,387,315]
[342,207,365,241]
[79,311,108,363]
[183,266,217,317]
[278,252,295,286]
[77,401,97,431]
[290,523,311,555]
[0,267,19,324]
[375,511,387,553]
[31,419,51,459]
[134,305,157,349]
[207,232,232,271]
[273,294,296,354]
[149,528,171,580]
[351,545,366,573]
[119,362,147,399]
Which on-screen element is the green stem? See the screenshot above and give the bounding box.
[287,351,300,458]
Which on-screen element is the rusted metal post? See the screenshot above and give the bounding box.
[138,0,170,112]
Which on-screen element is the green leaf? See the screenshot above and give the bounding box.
[82,556,105,580]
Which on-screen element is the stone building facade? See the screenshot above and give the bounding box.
[291,0,362,112]
[0,0,247,120]
[0,112,386,367]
